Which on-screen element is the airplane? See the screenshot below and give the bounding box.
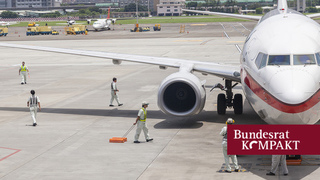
[0,0,320,125]
[0,21,18,26]
[57,19,84,26]
[87,7,116,31]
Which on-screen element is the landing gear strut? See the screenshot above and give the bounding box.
[214,80,243,115]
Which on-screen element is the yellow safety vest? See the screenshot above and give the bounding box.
[21,65,27,72]
[140,108,147,122]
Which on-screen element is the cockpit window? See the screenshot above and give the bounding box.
[268,55,290,65]
[293,54,316,65]
[255,53,268,69]
[316,53,320,66]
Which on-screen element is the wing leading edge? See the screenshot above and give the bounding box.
[0,42,240,82]
[182,9,261,21]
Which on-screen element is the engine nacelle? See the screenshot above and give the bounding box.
[158,72,206,116]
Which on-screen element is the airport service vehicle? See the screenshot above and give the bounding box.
[26,26,52,36]
[2,0,320,125]
[64,25,88,35]
[28,22,37,27]
[52,30,59,35]
[88,7,116,31]
[0,27,8,36]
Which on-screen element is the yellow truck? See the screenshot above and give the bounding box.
[0,27,8,36]
[65,25,88,35]
[26,26,52,36]
[38,26,52,35]
[72,25,88,34]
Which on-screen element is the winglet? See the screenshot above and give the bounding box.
[278,0,288,14]
[107,7,111,19]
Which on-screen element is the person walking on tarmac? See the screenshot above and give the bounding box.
[27,90,41,126]
[133,101,153,143]
[109,77,123,107]
[220,118,239,173]
[266,155,288,176]
[19,61,29,84]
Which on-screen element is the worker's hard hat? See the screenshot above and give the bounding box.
[142,101,149,106]
[226,118,235,124]
[30,90,35,95]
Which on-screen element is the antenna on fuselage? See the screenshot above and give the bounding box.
[278,0,288,15]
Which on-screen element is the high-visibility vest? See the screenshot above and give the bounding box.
[21,65,27,72]
[140,108,147,121]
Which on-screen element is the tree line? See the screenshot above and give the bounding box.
[0,3,150,18]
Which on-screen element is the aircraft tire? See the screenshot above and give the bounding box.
[217,93,226,115]
[233,94,243,114]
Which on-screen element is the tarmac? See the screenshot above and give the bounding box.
[0,22,320,180]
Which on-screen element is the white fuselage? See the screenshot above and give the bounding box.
[93,19,112,30]
[241,10,320,124]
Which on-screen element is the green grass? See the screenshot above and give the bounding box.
[7,16,249,27]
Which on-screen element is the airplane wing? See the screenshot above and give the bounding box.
[0,42,241,82]
[306,13,320,19]
[182,9,261,21]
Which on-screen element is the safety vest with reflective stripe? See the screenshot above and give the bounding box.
[140,108,147,121]
[21,65,27,72]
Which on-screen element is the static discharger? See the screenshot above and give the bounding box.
[109,125,135,143]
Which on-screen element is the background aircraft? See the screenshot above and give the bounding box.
[1,0,320,125]
[0,21,18,26]
[87,7,116,31]
[57,20,84,26]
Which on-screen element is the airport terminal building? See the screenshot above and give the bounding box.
[157,0,185,16]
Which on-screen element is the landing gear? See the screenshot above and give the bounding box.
[234,94,243,114]
[217,94,226,115]
[215,80,243,115]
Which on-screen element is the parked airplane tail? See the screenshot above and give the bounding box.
[107,7,111,19]
[278,0,288,14]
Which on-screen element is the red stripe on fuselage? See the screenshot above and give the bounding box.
[244,71,320,113]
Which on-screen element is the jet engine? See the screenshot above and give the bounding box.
[158,72,206,116]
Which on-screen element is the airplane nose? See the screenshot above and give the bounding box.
[268,69,317,104]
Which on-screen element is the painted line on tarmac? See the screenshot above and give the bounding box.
[235,44,242,53]
[224,31,230,39]
[0,147,21,162]
[239,23,251,32]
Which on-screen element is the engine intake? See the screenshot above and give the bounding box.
[158,72,206,116]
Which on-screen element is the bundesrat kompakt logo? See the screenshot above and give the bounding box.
[233,129,301,150]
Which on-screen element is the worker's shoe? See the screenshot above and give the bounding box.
[33,123,37,126]
[225,170,231,173]
[21,82,24,85]
[146,138,153,142]
[25,82,27,84]
[235,169,239,172]
[134,141,140,143]
[118,104,123,106]
[284,173,288,176]
[109,105,114,107]
[266,172,275,176]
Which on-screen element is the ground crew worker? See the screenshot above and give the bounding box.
[109,77,123,107]
[133,101,153,143]
[19,61,29,84]
[266,155,288,176]
[220,118,239,173]
[27,90,41,126]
